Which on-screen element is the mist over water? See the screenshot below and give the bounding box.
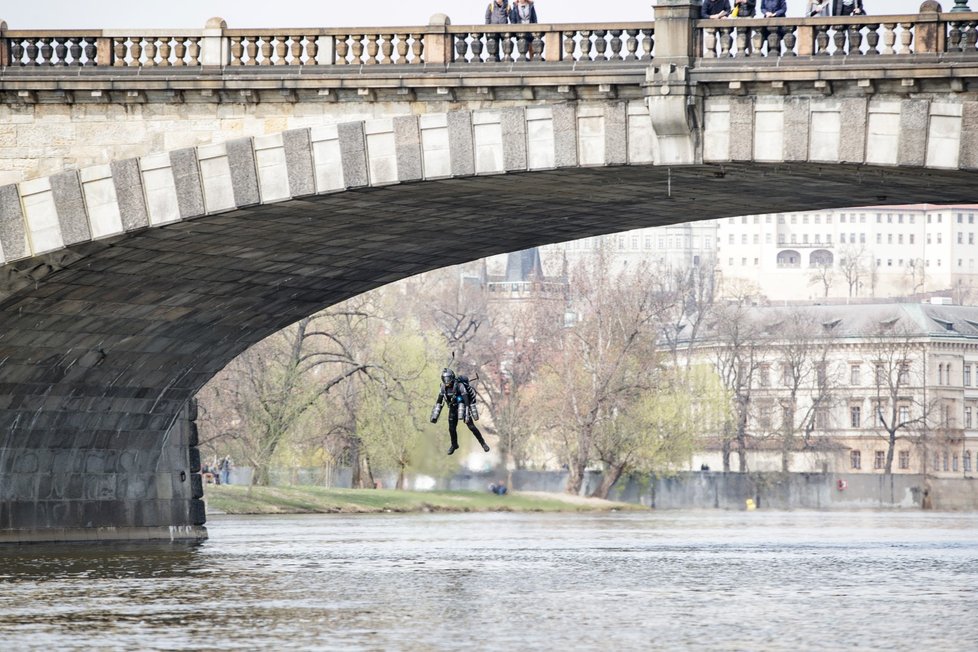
[0,511,975,651]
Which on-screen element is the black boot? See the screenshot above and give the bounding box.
[481,442,490,452]
[447,444,459,455]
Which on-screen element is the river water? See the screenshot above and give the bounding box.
[0,511,975,651]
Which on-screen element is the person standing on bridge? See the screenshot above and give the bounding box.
[731,0,755,18]
[510,0,538,24]
[807,0,832,16]
[833,0,865,15]
[760,0,787,17]
[486,0,512,24]
[701,0,731,19]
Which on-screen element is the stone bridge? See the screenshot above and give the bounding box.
[0,1,977,542]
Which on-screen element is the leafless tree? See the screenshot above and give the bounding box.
[838,245,868,298]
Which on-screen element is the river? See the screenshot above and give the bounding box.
[0,511,975,651]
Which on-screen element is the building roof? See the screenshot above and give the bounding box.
[689,303,978,344]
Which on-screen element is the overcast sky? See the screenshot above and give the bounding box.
[2,1,939,29]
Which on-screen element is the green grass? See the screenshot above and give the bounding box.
[204,485,645,515]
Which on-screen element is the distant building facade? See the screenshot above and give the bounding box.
[681,303,978,478]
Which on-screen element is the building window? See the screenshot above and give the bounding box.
[851,450,862,470]
[943,452,950,472]
[966,407,973,429]
[875,364,886,385]
[953,454,959,472]
[759,365,770,388]
[816,409,829,429]
[899,406,911,424]
[898,364,910,385]
[850,364,861,386]
[850,406,861,428]
[965,451,972,473]
[899,450,910,470]
[874,451,886,470]
[965,365,971,387]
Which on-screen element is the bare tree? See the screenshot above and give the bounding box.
[838,245,868,298]
[808,262,835,298]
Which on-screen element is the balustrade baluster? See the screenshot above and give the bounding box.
[158,38,172,65]
[865,25,880,55]
[592,30,608,60]
[815,25,830,55]
[27,39,41,65]
[579,30,593,61]
[411,33,424,63]
[563,31,577,61]
[274,36,288,64]
[783,27,796,56]
[365,34,379,64]
[243,37,256,65]
[608,29,623,59]
[948,22,963,52]
[10,40,24,66]
[719,27,733,57]
[848,26,863,55]
[751,29,764,56]
[832,26,846,55]
[230,37,244,65]
[735,27,749,57]
[899,23,914,54]
[130,38,143,65]
[306,36,318,64]
[515,34,529,61]
[187,37,200,65]
[395,34,409,64]
[112,38,127,66]
[472,33,485,62]
[258,36,272,64]
[882,23,897,55]
[350,35,365,64]
[53,37,67,64]
[624,29,639,60]
[454,34,469,62]
[39,38,54,65]
[173,38,186,66]
[965,22,978,53]
[766,28,780,56]
[144,38,157,66]
[644,30,654,59]
[335,36,349,64]
[290,36,303,64]
[501,33,515,62]
[532,32,544,60]
[84,37,97,66]
[380,34,394,64]
[704,28,717,58]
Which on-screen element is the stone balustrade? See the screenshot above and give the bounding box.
[699,12,978,58]
[3,12,974,69]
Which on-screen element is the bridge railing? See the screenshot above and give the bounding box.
[2,13,977,68]
[698,12,978,59]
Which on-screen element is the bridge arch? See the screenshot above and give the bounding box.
[0,101,976,542]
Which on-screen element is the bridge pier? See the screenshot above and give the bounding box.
[0,401,206,544]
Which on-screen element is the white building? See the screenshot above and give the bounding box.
[716,204,978,301]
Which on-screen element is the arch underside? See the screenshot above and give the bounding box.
[0,161,974,536]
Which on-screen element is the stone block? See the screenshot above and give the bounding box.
[604,102,628,166]
[472,111,504,175]
[282,128,316,196]
[337,121,369,188]
[364,118,399,185]
[50,170,92,246]
[419,114,451,178]
[226,137,261,207]
[898,100,930,168]
[959,102,978,171]
[782,98,810,163]
[500,107,528,172]
[0,183,28,261]
[551,104,579,168]
[447,111,475,177]
[168,148,206,219]
[393,116,423,182]
[80,164,123,239]
[729,98,754,162]
[253,133,290,203]
[110,159,150,232]
[839,98,868,164]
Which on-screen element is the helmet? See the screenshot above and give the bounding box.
[441,369,456,389]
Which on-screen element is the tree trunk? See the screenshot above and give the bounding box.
[722,439,731,472]
[396,467,405,490]
[566,460,586,495]
[590,463,625,500]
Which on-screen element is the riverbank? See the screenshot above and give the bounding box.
[204,485,644,515]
